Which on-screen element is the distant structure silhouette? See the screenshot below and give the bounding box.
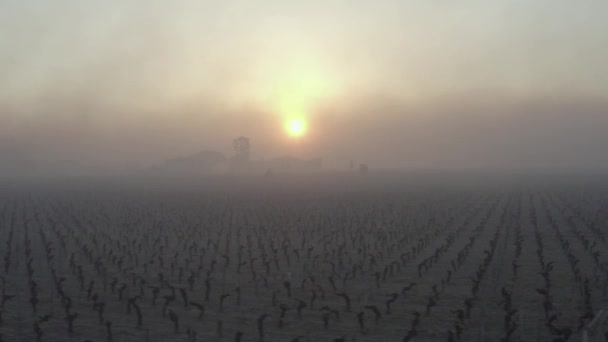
[232,136,251,169]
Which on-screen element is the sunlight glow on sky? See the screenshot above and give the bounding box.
[1,0,608,170]
[286,117,307,138]
[3,0,607,110]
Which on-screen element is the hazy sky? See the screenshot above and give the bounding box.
[2,0,608,172]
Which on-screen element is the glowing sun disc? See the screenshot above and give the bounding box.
[286,118,307,137]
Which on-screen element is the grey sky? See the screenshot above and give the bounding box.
[2,0,607,172]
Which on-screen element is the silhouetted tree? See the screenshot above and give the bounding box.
[233,136,251,168]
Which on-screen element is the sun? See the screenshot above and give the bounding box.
[286,118,307,138]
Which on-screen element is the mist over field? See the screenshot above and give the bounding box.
[2,95,608,175]
[3,2,608,342]
[2,0,608,176]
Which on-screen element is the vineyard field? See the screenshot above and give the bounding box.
[1,173,607,342]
